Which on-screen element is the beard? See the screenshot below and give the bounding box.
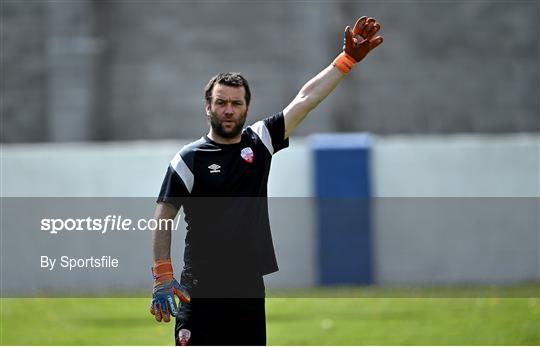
[208,109,247,139]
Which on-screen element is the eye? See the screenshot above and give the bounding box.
[215,99,225,105]
[233,101,243,106]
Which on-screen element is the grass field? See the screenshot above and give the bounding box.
[1,286,538,345]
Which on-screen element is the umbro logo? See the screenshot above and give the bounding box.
[208,164,221,173]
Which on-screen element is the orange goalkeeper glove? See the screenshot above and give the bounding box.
[333,16,384,74]
[150,259,191,322]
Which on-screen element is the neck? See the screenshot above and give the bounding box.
[207,130,242,144]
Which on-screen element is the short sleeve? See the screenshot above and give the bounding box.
[263,112,289,154]
[249,112,289,155]
[156,166,189,209]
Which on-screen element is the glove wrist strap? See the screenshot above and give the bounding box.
[152,259,174,284]
[332,52,357,75]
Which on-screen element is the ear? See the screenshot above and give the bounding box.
[205,103,211,116]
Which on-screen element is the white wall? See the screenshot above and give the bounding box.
[372,134,539,197]
[1,140,186,197]
[372,133,539,284]
[0,139,316,293]
[1,134,538,294]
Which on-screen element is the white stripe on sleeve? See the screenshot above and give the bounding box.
[249,121,274,155]
[170,152,194,194]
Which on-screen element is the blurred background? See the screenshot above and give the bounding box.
[1,0,538,142]
[1,0,539,292]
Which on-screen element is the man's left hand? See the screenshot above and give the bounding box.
[151,278,190,322]
[150,259,190,323]
[344,16,384,63]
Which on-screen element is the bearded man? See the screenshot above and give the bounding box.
[150,16,383,346]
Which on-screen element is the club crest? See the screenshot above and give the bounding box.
[178,329,191,346]
[241,147,254,163]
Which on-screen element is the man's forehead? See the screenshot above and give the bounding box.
[212,84,245,100]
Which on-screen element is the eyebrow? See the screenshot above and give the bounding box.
[214,97,244,102]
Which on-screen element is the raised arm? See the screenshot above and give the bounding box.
[283,16,383,138]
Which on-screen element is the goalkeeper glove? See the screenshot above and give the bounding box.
[150,259,190,322]
[333,16,384,74]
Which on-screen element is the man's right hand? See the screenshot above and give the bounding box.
[150,260,190,322]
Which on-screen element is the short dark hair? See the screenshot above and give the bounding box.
[204,72,251,106]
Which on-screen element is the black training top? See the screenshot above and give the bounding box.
[157,112,289,283]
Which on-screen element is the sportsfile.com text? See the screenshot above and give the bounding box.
[40,215,181,234]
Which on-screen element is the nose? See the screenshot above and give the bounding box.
[224,102,234,115]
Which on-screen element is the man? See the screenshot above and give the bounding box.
[150,16,383,346]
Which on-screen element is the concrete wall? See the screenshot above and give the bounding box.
[1,138,317,293]
[1,140,185,197]
[371,134,539,284]
[2,1,539,143]
[1,134,538,294]
[373,134,540,197]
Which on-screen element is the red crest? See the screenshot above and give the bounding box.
[241,147,254,163]
[178,329,191,346]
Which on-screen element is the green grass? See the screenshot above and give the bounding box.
[1,286,538,345]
